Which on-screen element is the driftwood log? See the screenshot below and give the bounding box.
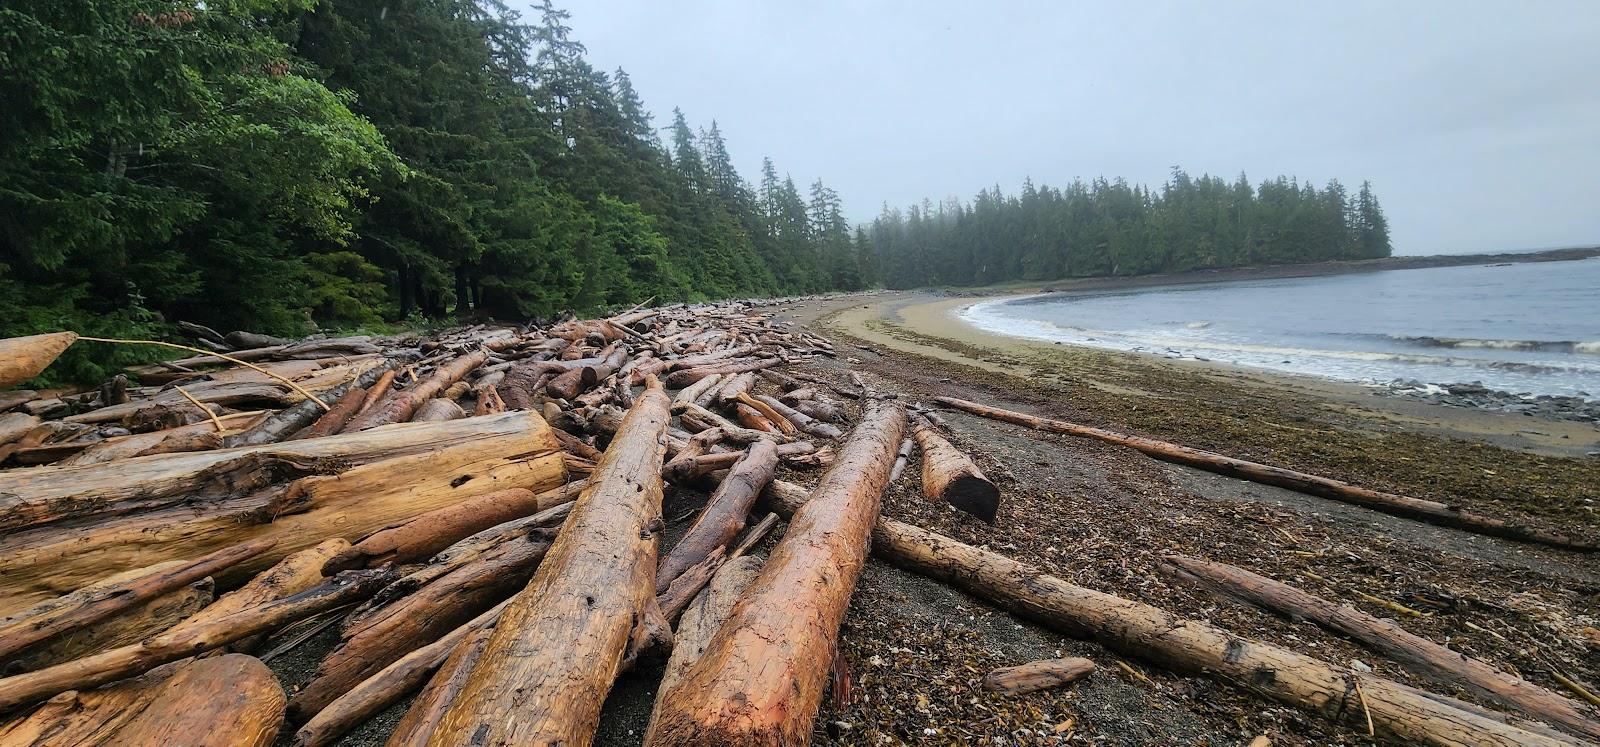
[933,396,1595,551]
[1164,554,1600,741]
[226,357,408,447]
[0,333,78,389]
[344,350,488,431]
[645,556,765,739]
[646,396,906,746]
[983,657,1096,695]
[655,440,779,593]
[760,480,1585,747]
[424,379,672,745]
[0,411,565,615]
[912,418,1000,522]
[322,487,560,573]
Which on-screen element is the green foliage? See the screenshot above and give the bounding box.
[869,169,1392,289]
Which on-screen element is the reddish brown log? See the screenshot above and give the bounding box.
[645,396,906,746]
[733,402,779,433]
[646,556,764,738]
[545,365,598,401]
[656,440,780,593]
[383,619,497,747]
[473,384,505,416]
[664,358,780,389]
[0,569,393,712]
[758,480,1579,747]
[291,385,367,440]
[354,369,398,418]
[913,420,1000,522]
[293,603,506,747]
[0,540,274,666]
[0,333,77,389]
[734,392,799,437]
[108,653,286,747]
[711,372,755,407]
[755,394,843,440]
[1164,554,1600,741]
[322,487,561,573]
[933,396,1595,551]
[983,657,1096,695]
[344,350,488,431]
[288,533,551,721]
[553,427,604,462]
[424,378,672,745]
[661,441,815,484]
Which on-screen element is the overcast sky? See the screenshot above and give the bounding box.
[555,2,1599,256]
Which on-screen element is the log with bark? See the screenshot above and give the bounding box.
[0,411,565,615]
[912,418,1000,522]
[645,395,906,746]
[0,333,78,389]
[343,350,488,431]
[423,378,672,746]
[227,357,408,447]
[291,385,368,440]
[0,568,393,712]
[654,440,780,593]
[322,487,562,573]
[933,396,1596,552]
[409,398,465,422]
[759,480,1586,747]
[1164,554,1600,741]
[983,657,1096,695]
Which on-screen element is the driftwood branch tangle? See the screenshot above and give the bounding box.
[1164,554,1600,741]
[933,396,1595,551]
[646,396,906,746]
[425,378,672,746]
[760,480,1585,747]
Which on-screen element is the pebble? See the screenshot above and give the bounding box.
[1376,378,1600,423]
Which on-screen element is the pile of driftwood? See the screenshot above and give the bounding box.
[0,303,1595,747]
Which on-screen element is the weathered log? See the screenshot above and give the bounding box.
[674,372,723,405]
[473,384,505,416]
[355,369,398,417]
[645,556,764,738]
[4,572,212,676]
[344,350,488,431]
[381,622,496,747]
[733,402,780,433]
[105,653,286,747]
[293,602,507,747]
[0,413,41,447]
[0,540,273,666]
[0,412,565,615]
[1164,554,1600,741]
[227,357,407,447]
[791,397,844,425]
[913,419,1000,522]
[933,396,1596,552]
[323,487,559,573]
[656,441,780,594]
[983,657,1096,695]
[545,365,598,401]
[0,333,77,389]
[755,394,843,440]
[288,531,553,721]
[734,392,800,437]
[174,538,351,653]
[409,398,466,422]
[887,436,915,484]
[0,654,285,747]
[291,385,368,440]
[57,413,262,466]
[0,569,393,712]
[711,372,756,407]
[759,369,804,392]
[661,441,815,484]
[759,480,1583,747]
[425,378,672,745]
[664,358,780,389]
[646,396,906,746]
[553,427,605,462]
[673,401,789,444]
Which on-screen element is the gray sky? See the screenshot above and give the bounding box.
[558,1,1600,256]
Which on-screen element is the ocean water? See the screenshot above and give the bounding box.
[959,258,1600,399]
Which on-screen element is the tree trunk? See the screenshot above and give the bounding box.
[0,412,565,615]
[225,357,409,447]
[0,333,78,389]
[289,531,552,721]
[103,654,286,747]
[754,394,843,440]
[664,358,780,389]
[345,351,488,431]
[291,386,367,440]
[0,540,273,666]
[293,602,506,747]
[760,480,1585,747]
[323,487,561,573]
[172,538,351,653]
[0,569,393,712]
[1164,554,1600,741]
[913,420,1000,522]
[661,441,815,484]
[424,379,672,746]
[983,657,1095,695]
[409,398,465,422]
[655,440,779,593]
[645,397,906,746]
[644,556,764,739]
[933,396,1595,552]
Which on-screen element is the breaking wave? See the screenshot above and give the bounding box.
[1391,336,1600,355]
